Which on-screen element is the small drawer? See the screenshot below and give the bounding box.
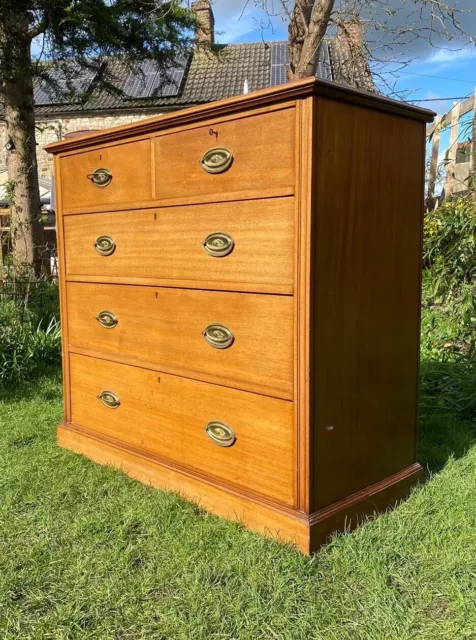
[67,283,294,398]
[154,106,295,204]
[70,354,295,505]
[59,139,152,212]
[63,198,294,293]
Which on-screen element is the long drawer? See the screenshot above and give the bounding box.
[67,283,294,398]
[63,198,294,293]
[70,353,295,505]
[154,106,295,203]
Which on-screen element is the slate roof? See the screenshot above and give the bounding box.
[29,38,374,117]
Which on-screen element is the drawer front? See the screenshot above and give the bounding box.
[59,139,152,212]
[63,198,294,292]
[70,354,295,505]
[154,106,295,203]
[67,283,293,398]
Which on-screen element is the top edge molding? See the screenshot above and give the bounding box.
[45,77,435,154]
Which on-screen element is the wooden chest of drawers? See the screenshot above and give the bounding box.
[46,78,434,553]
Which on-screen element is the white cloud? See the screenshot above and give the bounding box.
[416,91,454,112]
[426,46,476,65]
[209,0,476,60]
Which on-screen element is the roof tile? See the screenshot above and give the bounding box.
[26,38,374,117]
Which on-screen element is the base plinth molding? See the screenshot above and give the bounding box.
[58,423,423,554]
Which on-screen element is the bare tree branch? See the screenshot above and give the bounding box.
[241,0,474,97]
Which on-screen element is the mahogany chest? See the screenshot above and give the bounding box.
[46,78,434,553]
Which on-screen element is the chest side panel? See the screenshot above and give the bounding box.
[311,98,425,510]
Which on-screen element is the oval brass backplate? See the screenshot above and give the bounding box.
[87,168,113,187]
[205,421,236,447]
[202,232,234,258]
[203,324,234,349]
[95,310,118,329]
[96,390,120,409]
[93,235,116,256]
[200,148,233,174]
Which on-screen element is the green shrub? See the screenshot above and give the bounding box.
[422,193,476,360]
[0,278,61,387]
[424,193,476,286]
[420,359,476,420]
[0,268,60,325]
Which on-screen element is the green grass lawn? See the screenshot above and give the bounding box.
[0,363,475,640]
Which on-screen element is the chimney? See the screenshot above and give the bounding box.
[337,19,363,50]
[191,0,215,46]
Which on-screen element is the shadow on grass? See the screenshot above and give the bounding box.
[418,359,476,474]
[0,366,63,404]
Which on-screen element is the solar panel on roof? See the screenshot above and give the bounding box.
[123,55,188,99]
[271,42,289,66]
[34,60,97,105]
[156,66,186,97]
[123,59,159,98]
[316,41,333,81]
[269,40,333,87]
[269,43,289,87]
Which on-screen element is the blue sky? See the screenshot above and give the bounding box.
[210,0,476,163]
[392,48,476,114]
[210,0,476,117]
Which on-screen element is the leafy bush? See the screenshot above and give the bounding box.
[420,359,476,420]
[424,193,476,287]
[421,193,476,360]
[0,276,61,387]
[420,192,476,423]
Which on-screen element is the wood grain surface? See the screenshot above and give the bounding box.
[311,97,425,510]
[154,106,295,203]
[66,282,294,398]
[60,138,152,211]
[47,80,431,553]
[69,354,295,505]
[63,197,294,292]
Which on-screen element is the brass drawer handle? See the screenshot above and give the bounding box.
[93,235,116,256]
[202,232,234,258]
[96,390,120,409]
[205,421,236,447]
[95,310,118,329]
[203,324,234,349]
[200,148,233,174]
[87,168,112,187]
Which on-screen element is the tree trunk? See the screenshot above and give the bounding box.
[288,0,336,80]
[0,11,45,276]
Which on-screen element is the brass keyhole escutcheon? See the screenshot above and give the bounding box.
[205,421,236,447]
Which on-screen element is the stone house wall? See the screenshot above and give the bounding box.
[0,110,164,178]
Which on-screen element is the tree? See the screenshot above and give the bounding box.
[287,0,336,79]
[0,1,195,274]
[245,1,474,87]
